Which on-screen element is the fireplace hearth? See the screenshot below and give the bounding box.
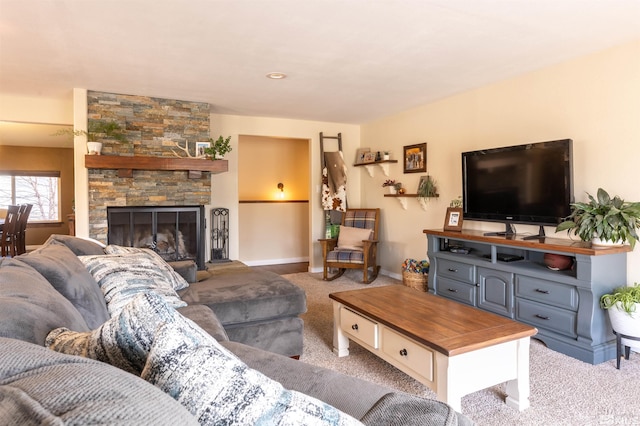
[107,206,205,269]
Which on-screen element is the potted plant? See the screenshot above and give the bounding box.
[53,120,128,155]
[204,135,232,159]
[600,283,640,352]
[417,175,438,201]
[556,188,640,248]
[382,179,402,194]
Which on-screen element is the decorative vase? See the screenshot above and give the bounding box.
[608,302,640,350]
[388,186,396,195]
[87,142,103,155]
[592,237,624,247]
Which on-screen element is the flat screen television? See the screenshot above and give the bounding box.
[461,139,574,238]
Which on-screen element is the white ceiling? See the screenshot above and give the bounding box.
[1,0,640,129]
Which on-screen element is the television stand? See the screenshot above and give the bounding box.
[483,223,515,237]
[521,225,547,241]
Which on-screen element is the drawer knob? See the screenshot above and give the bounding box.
[535,289,550,294]
[447,268,458,272]
[399,348,408,356]
[447,288,458,293]
[351,324,359,330]
[535,314,550,320]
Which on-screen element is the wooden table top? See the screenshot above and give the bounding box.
[330,285,537,357]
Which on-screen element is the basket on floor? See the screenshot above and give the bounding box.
[402,270,428,292]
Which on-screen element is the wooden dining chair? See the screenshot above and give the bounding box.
[0,205,21,257]
[16,203,33,255]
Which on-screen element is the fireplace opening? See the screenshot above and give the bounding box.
[107,206,205,269]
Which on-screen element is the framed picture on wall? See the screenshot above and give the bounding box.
[355,148,370,164]
[362,152,377,163]
[443,207,463,231]
[195,141,210,157]
[403,143,427,173]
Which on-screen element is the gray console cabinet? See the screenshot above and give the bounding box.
[424,229,630,364]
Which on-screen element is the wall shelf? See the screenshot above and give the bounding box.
[384,193,439,210]
[354,160,398,177]
[85,155,228,178]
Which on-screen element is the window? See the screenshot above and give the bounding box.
[0,171,61,222]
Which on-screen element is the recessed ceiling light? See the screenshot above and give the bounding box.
[266,72,287,80]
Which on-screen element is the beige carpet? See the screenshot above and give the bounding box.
[284,271,640,426]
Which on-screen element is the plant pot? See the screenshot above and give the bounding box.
[387,186,397,195]
[383,154,390,161]
[87,142,103,155]
[608,302,640,350]
[592,236,624,247]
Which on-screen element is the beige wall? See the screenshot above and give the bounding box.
[361,40,640,283]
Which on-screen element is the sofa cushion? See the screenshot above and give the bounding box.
[178,268,307,326]
[0,258,89,345]
[47,293,360,425]
[79,253,187,317]
[0,337,198,425]
[103,245,189,290]
[177,304,229,342]
[43,234,106,256]
[17,240,109,329]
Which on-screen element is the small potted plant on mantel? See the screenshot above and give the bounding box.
[204,135,232,160]
[556,188,640,248]
[600,283,640,360]
[53,120,128,155]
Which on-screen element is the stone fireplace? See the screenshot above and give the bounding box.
[85,91,219,266]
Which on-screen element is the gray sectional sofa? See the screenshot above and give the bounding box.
[0,234,473,425]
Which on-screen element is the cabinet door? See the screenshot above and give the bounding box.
[477,267,514,318]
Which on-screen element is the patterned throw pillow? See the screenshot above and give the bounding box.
[144,324,361,425]
[104,245,189,290]
[45,291,183,374]
[79,253,187,317]
[47,293,362,425]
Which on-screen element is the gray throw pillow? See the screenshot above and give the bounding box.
[0,337,198,425]
[17,240,109,329]
[43,234,106,256]
[0,258,89,345]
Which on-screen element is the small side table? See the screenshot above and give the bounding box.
[613,330,640,369]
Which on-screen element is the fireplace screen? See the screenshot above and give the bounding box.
[107,206,205,269]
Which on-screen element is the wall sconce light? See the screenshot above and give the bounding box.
[277,182,284,199]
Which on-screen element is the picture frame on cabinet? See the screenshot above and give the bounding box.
[355,148,370,164]
[403,143,427,173]
[443,207,463,231]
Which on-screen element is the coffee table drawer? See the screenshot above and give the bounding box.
[340,307,379,348]
[382,327,433,382]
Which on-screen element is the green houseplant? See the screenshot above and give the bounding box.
[204,135,232,159]
[556,188,640,249]
[600,283,640,355]
[53,120,128,155]
[417,176,438,201]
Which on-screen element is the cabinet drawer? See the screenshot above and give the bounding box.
[340,307,378,348]
[437,259,475,284]
[516,276,578,311]
[382,327,433,382]
[436,276,476,306]
[516,299,577,338]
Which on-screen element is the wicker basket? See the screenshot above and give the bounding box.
[402,270,428,292]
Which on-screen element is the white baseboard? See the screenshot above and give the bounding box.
[242,257,309,267]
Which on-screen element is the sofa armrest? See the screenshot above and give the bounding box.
[168,260,197,284]
[177,304,229,342]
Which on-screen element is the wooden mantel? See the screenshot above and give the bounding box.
[85,155,228,178]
